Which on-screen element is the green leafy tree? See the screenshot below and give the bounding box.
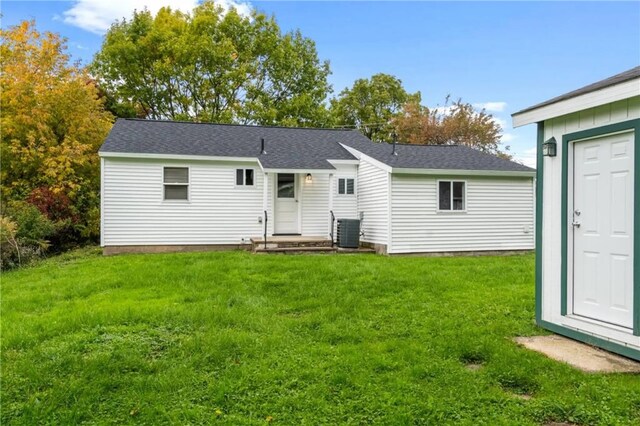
[331,73,420,142]
[394,97,509,158]
[91,1,332,126]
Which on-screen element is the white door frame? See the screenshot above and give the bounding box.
[274,173,301,234]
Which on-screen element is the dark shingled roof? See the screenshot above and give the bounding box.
[100,119,361,170]
[340,138,534,172]
[101,118,534,173]
[513,66,640,116]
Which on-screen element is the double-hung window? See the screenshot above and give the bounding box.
[438,181,465,211]
[163,167,189,200]
[236,169,254,186]
[338,178,355,195]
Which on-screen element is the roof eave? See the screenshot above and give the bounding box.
[391,167,536,177]
[512,78,640,127]
[261,168,336,174]
[99,151,259,162]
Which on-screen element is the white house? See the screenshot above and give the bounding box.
[100,119,535,255]
[512,66,640,360]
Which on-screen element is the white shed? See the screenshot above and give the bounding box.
[512,66,640,360]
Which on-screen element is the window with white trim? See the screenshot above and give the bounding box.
[438,181,465,211]
[236,169,254,186]
[338,178,355,195]
[163,167,189,200]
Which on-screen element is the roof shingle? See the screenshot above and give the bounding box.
[100,118,534,173]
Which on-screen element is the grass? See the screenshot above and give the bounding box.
[2,250,639,425]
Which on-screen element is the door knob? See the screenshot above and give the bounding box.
[574,209,581,216]
[572,220,581,228]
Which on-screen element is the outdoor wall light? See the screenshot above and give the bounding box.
[305,173,313,183]
[542,137,557,157]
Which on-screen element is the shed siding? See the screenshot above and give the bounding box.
[102,158,264,246]
[357,159,390,244]
[541,96,640,347]
[390,174,534,253]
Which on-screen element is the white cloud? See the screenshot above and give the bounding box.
[217,0,252,17]
[501,133,515,143]
[474,101,507,112]
[491,117,509,131]
[513,146,537,168]
[62,0,252,34]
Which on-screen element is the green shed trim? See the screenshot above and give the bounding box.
[535,122,544,324]
[538,319,640,361]
[559,119,640,333]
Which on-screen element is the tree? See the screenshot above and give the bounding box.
[394,97,510,158]
[331,73,420,142]
[0,20,113,239]
[0,20,113,198]
[91,1,332,126]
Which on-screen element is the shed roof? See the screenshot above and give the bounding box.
[513,66,640,116]
[100,118,534,174]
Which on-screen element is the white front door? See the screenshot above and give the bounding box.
[274,173,299,234]
[572,131,634,329]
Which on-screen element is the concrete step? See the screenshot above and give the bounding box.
[254,246,337,254]
[250,236,333,251]
[336,247,376,254]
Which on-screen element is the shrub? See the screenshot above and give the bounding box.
[1,201,54,269]
[26,187,77,223]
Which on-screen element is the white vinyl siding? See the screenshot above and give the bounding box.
[539,95,640,348]
[300,173,329,236]
[330,165,359,237]
[300,164,358,236]
[357,158,390,245]
[102,158,263,246]
[390,174,534,254]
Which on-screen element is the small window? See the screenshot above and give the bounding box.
[438,181,465,211]
[236,169,254,186]
[164,167,189,200]
[277,173,295,198]
[338,178,355,195]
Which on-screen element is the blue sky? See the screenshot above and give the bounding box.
[3,1,639,166]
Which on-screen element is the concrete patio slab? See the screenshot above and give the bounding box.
[514,335,640,373]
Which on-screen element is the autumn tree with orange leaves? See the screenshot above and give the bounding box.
[1,20,113,241]
[394,97,510,159]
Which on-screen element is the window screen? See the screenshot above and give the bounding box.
[164,167,188,184]
[236,169,254,186]
[245,169,254,186]
[346,179,355,195]
[164,185,188,200]
[438,181,451,210]
[338,178,354,195]
[163,167,189,200]
[438,181,465,211]
[452,182,464,210]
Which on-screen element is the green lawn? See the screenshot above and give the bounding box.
[2,250,639,425]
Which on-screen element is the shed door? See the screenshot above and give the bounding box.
[274,173,299,234]
[572,131,634,329]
